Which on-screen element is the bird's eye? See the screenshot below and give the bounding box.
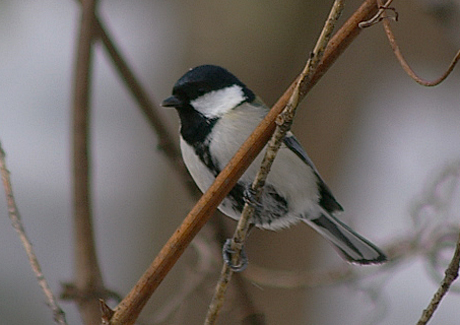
[197,88,206,96]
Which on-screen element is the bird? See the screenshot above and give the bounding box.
[162,64,387,270]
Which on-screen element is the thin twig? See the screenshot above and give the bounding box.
[108,1,380,324]
[68,0,106,323]
[375,0,460,86]
[0,142,68,325]
[417,230,460,325]
[204,2,344,323]
[358,0,395,28]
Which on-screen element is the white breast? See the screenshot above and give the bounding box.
[180,102,321,230]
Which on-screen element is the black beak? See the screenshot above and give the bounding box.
[161,95,182,108]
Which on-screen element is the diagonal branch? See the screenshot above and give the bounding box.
[108,1,381,324]
[0,143,68,324]
[204,1,344,323]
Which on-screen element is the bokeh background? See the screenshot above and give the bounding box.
[1,0,460,324]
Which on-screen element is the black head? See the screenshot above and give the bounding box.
[161,65,255,111]
[162,65,256,145]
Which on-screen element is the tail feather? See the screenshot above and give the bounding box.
[305,213,387,264]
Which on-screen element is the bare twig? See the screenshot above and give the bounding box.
[417,230,460,325]
[68,0,106,323]
[204,1,344,324]
[100,300,115,325]
[108,1,381,324]
[382,18,460,87]
[369,0,460,86]
[0,142,68,325]
[358,0,395,28]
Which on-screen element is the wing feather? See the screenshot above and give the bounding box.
[283,133,343,213]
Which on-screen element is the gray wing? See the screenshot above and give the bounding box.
[283,133,343,214]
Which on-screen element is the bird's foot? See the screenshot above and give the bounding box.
[222,239,248,272]
[243,186,263,209]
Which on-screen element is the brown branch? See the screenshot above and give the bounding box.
[417,230,460,325]
[93,18,198,196]
[68,0,105,323]
[0,143,68,324]
[375,0,460,86]
[108,1,381,324]
[205,1,344,323]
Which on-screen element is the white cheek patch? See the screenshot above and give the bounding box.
[191,85,246,118]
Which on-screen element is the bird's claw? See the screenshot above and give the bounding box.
[222,239,248,272]
[243,187,263,209]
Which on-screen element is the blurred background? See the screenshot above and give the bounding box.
[0,0,460,324]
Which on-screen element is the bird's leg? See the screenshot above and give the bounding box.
[223,185,260,272]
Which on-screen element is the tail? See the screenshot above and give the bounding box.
[305,213,387,264]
